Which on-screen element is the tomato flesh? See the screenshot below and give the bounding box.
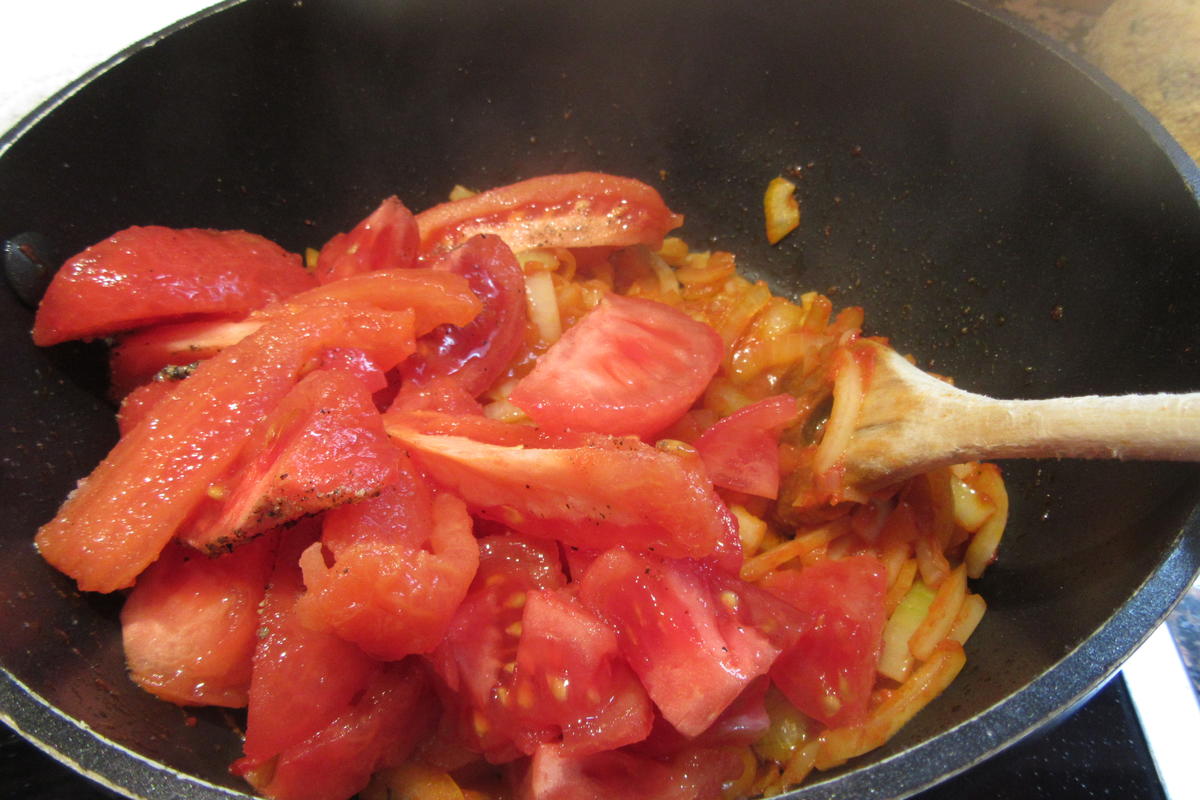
[520,742,742,800]
[316,196,420,283]
[760,555,888,727]
[120,532,278,708]
[33,226,314,346]
[509,294,724,440]
[416,173,683,257]
[386,424,739,562]
[694,394,799,499]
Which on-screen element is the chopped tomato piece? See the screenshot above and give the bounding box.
[402,235,527,397]
[759,555,888,727]
[33,226,314,346]
[297,488,480,660]
[116,376,182,435]
[385,424,740,563]
[109,317,262,398]
[694,395,799,499]
[416,173,683,257]
[249,660,439,800]
[35,306,416,593]
[319,348,389,394]
[632,677,770,759]
[120,532,278,708]
[237,522,382,770]
[508,294,724,439]
[388,375,484,416]
[578,549,794,737]
[315,196,420,283]
[519,742,742,800]
[178,369,403,553]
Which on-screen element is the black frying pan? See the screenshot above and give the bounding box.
[2,1,1198,798]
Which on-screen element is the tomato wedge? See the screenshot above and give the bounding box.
[759,555,888,728]
[109,317,262,398]
[297,488,479,660]
[693,394,799,499]
[508,294,724,440]
[402,235,527,397]
[578,549,795,738]
[177,369,404,553]
[415,173,683,257]
[33,226,314,346]
[385,424,739,562]
[120,532,278,708]
[237,522,382,770]
[315,196,420,284]
[35,306,416,593]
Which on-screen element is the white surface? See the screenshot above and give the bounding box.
[0,0,221,139]
[1122,622,1200,800]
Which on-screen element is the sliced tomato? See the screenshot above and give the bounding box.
[109,317,262,398]
[237,522,382,771]
[431,533,566,761]
[415,173,683,257]
[508,294,723,440]
[693,395,799,499]
[384,409,546,448]
[318,347,388,394]
[32,226,314,346]
[387,375,485,416]
[759,555,888,728]
[385,424,740,563]
[578,549,796,738]
[315,196,420,284]
[519,742,742,800]
[35,306,416,593]
[120,532,278,708]
[249,660,439,800]
[296,489,479,660]
[177,369,403,553]
[632,676,770,759]
[401,235,527,397]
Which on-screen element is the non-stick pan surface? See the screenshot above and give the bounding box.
[2,1,1198,798]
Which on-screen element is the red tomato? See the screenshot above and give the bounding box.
[177,369,404,553]
[315,196,420,284]
[385,424,740,563]
[431,534,567,761]
[759,555,888,727]
[519,742,742,800]
[237,522,381,771]
[402,235,527,397]
[108,317,261,397]
[415,173,683,257]
[508,294,723,440]
[35,306,416,593]
[318,348,388,394]
[693,395,799,499]
[578,549,796,738]
[116,377,181,435]
[296,488,480,660]
[387,375,484,416]
[120,532,278,708]
[384,408,548,448]
[632,677,770,759]
[250,660,439,800]
[32,226,314,346]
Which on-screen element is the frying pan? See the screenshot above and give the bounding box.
[2,1,1198,798]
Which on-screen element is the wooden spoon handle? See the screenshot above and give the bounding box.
[939,391,1200,463]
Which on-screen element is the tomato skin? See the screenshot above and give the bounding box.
[578,549,794,738]
[386,425,740,563]
[237,521,382,771]
[519,743,742,800]
[402,235,527,397]
[35,306,416,593]
[33,226,314,346]
[508,294,724,440]
[416,173,683,257]
[120,532,278,708]
[316,196,420,284]
[177,369,404,554]
[694,395,799,499]
[297,490,480,660]
[759,555,888,728]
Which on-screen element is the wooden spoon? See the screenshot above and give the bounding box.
[838,340,1200,492]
